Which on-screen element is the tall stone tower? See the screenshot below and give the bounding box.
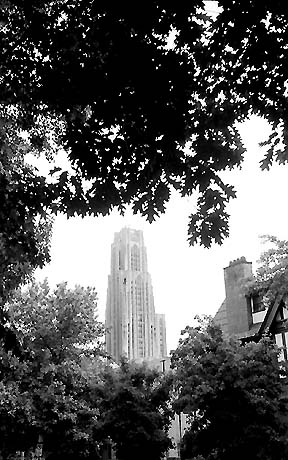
[105,227,167,363]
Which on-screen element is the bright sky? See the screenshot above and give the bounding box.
[36,116,288,353]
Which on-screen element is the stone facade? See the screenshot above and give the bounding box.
[214,257,288,354]
[215,257,253,337]
[105,227,167,363]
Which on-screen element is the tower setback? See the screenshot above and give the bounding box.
[105,227,167,363]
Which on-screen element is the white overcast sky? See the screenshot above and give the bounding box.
[36,116,288,353]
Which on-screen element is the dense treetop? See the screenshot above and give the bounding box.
[8,280,104,360]
[208,0,288,172]
[1,1,288,282]
[245,235,288,306]
[95,359,172,460]
[171,316,288,460]
[0,280,104,460]
[0,281,171,460]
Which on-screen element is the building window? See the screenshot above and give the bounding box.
[251,294,264,313]
[275,333,288,361]
[131,245,140,271]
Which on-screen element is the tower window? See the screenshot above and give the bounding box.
[131,244,140,271]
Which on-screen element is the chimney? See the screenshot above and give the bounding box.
[224,257,253,335]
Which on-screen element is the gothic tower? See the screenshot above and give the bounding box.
[105,227,167,363]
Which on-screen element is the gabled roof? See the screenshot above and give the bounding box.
[233,322,262,341]
[214,293,288,341]
[214,300,228,337]
[258,294,284,336]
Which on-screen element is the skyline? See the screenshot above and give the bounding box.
[36,116,288,353]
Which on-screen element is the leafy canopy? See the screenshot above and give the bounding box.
[245,235,288,306]
[1,0,288,257]
[171,316,288,460]
[95,359,173,460]
[0,1,249,250]
[0,142,53,345]
[0,280,105,460]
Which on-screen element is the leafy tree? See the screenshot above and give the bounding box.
[0,185,53,352]
[9,280,104,360]
[0,281,105,460]
[95,359,173,460]
[0,1,244,248]
[245,235,288,306]
[171,316,288,460]
[2,1,288,255]
[0,104,55,352]
[205,1,288,171]
[0,102,55,296]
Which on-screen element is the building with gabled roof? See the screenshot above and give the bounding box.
[214,256,288,358]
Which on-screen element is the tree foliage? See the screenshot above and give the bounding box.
[0,281,175,460]
[245,235,288,306]
[95,359,173,460]
[8,280,104,360]
[0,1,245,249]
[0,143,53,348]
[0,106,54,349]
[1,1,288,286]
[0,103,54,300]
[171,316,288,460]
[0,281,105,460]
[206,1,288,170]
